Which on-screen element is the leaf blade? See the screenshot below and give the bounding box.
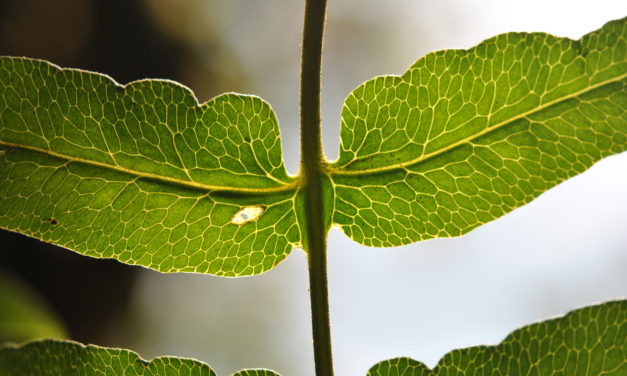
[0,57,301,276]
[330,17,627,247]
[0,339,283,376]
[367,300,627,376]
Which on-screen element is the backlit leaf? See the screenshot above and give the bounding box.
[0,339,281,376]
[328,17,626,247]
[367,300,626,376]
[0,57,301,276]
[1,18,625,276]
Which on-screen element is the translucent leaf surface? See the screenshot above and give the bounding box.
[367,300,626,376]
[0,339,281,376]
[0,57,301,276]
[232,371,280,376]
[1,18,626,276]
[328,17,626,246]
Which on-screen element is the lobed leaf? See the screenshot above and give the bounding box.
[0,57,301,276]
[328,17,627,247]
[1,18,625,276]
[367,300,626,376]
[0,339,281,376]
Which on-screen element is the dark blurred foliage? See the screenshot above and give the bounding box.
[0,0,214,344]
[0,0,183,82]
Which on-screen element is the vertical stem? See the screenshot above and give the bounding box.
[300,0,332,376]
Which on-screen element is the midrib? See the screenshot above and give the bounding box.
[328,72,626,176]
[0,140,298,194]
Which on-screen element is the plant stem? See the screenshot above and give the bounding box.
[300,0,332,375]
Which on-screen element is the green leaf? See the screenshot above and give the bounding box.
[0,270,67,342]
[2,18,625,276]
[0,57,301,276]
[328,17,627,246]
[0,339,281,376]
[367,300,626,376]
[232,371,281,376]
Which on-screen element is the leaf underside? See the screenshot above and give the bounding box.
[329,17,626,247]
[0,339,280,376]
[1,17,625,276]
[367,300,627,376]
[1,300,623,376]
[0,59,301,276]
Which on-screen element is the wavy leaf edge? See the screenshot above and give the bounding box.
[0,338,282,376]
[329,16,626,172]
[367,299,626,375]
[0,55,302,276]
[327,16,626,248]
[0,56,297,192]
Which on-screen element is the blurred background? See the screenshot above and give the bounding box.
[0,0,626,375]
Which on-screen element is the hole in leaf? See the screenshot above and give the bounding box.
[230,206,264,225]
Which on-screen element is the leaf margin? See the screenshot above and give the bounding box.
[367,299,627,376]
